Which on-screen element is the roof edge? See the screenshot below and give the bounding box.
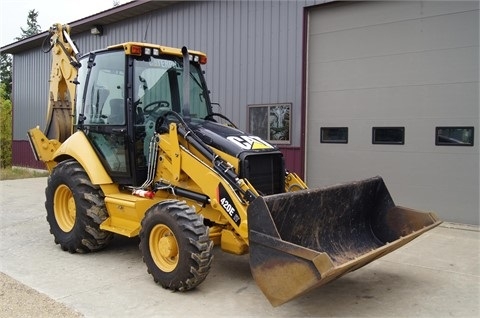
[1,0,180,54]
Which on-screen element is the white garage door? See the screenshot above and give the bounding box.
[305,1,479,224]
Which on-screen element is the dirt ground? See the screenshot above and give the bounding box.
[0,272,82,318]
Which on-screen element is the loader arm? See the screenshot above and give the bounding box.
[156,119,258,243]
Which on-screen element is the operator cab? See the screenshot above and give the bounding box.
[74,43,212,186]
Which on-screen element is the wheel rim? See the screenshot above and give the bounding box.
[53,184,76,232]
[150,224,179,272]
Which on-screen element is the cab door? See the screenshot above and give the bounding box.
[76,50,135,185]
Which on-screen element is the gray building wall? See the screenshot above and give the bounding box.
[11,49,50,140]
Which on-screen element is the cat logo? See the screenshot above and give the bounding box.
[226,135,274,150]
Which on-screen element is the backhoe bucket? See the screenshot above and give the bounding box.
[248,176,441,306]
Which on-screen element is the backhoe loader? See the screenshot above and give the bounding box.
[28,23,441,306]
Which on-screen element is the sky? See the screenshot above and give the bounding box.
[0,0,131,47]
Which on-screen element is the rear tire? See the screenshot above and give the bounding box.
[139,200,213,291]
[45,159,113,253]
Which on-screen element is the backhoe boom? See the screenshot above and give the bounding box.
[44,23,80,142]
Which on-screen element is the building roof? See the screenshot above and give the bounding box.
[1,0,180,54]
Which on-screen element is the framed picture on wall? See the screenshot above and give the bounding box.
[248,103,291,144]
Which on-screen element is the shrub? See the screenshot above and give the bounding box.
[0,83,12,168]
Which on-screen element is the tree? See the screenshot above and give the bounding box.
[16,9,42,40]
[0,9,42,167]
[0,83,12,168]
[0,53,12,100]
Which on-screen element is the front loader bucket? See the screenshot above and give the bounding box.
[248,176,441,306]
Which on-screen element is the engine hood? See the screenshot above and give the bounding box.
[187,119,281,158]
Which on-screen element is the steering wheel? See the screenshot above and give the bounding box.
[143,100,170,116]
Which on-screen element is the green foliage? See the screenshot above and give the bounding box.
[0,167,49,180]
[0,53,12,99]
[15,9,42,40]
[0,9,43,168]
[0,83,12,168]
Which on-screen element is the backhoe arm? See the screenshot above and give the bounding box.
[44,23,80,142]
[28,24,81,171]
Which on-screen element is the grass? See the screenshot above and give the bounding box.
[0,166,49,180]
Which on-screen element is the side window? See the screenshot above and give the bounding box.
[82,51,125,125]
[176,65,209,119]
[188,70,209,119]
[372,127,405,145]
[436,127,474,146]
[321,127,348,144]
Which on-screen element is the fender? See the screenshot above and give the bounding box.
[53,131,112,185]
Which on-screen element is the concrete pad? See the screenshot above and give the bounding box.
[1,177,479,317]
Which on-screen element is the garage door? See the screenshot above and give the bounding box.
[305,1,479,224]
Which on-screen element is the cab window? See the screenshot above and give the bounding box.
[81,51,125,125]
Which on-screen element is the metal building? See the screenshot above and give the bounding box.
[1,0,478,225]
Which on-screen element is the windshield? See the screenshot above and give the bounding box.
[133,55,210,121]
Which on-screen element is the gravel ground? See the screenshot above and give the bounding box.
[0,272,83,317]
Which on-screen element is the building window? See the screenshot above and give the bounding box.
[320,127,348,143]
[372,127,405,145]
[436,127,474,146]
[248,103,291,144]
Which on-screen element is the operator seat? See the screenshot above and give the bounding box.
[109,99,125,125]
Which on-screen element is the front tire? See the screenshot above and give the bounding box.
[139,200,213,291]
[45,159,113,253]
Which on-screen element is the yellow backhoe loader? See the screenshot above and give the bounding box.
[28,24,441,306]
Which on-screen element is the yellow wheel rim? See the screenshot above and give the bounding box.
[53,184,76,232]
[150,224,179,272]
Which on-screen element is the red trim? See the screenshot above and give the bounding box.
[277,146,303,179]
[12,140,45,169]
[300,7,309,178]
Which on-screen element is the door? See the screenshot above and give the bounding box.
[305,1,479,224]
[76,50,133,184]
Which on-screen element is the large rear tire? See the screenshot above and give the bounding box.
[139,200,213,291]
[45,159,113,253]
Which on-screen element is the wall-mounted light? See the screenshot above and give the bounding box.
[91,25,103,36]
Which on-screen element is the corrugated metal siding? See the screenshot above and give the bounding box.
[11,0,324,171]
[12,50,50,140]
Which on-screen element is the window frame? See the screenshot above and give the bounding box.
[248,103,292,144]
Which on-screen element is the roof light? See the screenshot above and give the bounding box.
[131,45,142,55]
[152,48,160,56]
[144,47,152,55]
[187,54,204,63]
